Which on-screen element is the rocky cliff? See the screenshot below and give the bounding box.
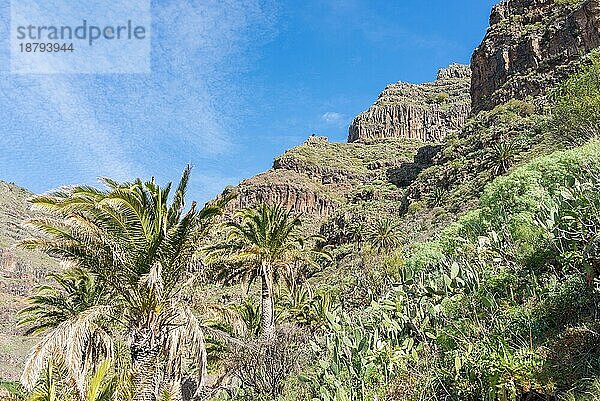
[348,64,471,143]
[471,0,600,112]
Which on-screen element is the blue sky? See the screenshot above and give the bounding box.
[0,0,497,204]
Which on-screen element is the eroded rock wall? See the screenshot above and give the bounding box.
[471,0,600,112]
[348,64,472,142]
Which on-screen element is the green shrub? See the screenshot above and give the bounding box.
[404,241,446,273]
[478,140,600,264]
[430,92,450,104]
[536,172,600,277]
[550,53,600,146]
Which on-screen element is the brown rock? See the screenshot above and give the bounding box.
[348,64,471,143]
[471,0,600,113]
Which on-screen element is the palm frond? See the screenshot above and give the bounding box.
[21,305,114,397]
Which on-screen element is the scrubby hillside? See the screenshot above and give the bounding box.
[2,0,600,400]
[200,51,600,399]
[223,136,425,229]
[219,64,474,229]
[203,1,600,400]
[0,181,58,381]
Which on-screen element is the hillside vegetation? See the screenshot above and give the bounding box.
[1,51,598,401]
[2,5,600,401]
[0,181,58,382]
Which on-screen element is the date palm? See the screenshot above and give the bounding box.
[18,166,224,401]
[206,204,329,336]
[365,218,403,253]
[18,267,106,336]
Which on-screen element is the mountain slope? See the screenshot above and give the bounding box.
[222,136,426,229]
[0,181,58,380]
[219,64,474,228]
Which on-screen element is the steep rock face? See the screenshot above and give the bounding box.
[225,178,340,218]
[348,64,471,143]
[471,0,600,112]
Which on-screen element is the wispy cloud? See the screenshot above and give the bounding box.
[0,0,279,201]
[149,0,278,154]
[321,111,347,127]
[0,75,135,180]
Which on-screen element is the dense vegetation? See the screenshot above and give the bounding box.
[1,39,600,401]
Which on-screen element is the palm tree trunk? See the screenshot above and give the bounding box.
[131,329,161,401]
[260,272,275,337]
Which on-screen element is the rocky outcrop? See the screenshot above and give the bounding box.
[218,136,421,222]
[348,64,471,143]
[225,180,339,218]
[471,0,600,113]
[273,139,364,185]
[221,137,342,219]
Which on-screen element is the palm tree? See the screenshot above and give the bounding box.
[18,166,225,401]
[206,204,329,336]
[365,218,403,254]
[18,267,106,335]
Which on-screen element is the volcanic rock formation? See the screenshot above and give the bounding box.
[348,64,472,143]
[471,0,600,112]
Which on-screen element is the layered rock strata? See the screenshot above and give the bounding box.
[471,0,600,112]
[348,64,471,142]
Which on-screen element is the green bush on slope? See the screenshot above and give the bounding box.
[400,141,600,400]
[477,140,600,265]
[551,53,600,146]
[288,141,600,401]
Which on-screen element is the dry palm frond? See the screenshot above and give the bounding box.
[162,304,207,397]
[193,302,247,338]
[21,305,114,398]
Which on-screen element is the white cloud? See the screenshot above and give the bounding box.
[0,75,134,180]
[321,111,346,126]
[147,0,278,155]
[0,0,279,200]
